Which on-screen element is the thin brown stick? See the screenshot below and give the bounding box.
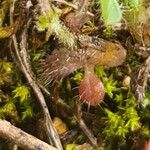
[78,119,97,146]
[9,0,63,149]
[77,0,89,12]
[134,56,150,103]
[19,27,63,150]
[51,0,94,16]
[0,119,58,150]
[39,84,97,146]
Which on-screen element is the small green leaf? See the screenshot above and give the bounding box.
[37,15,51,31]
[115,93,123,103]
[143,93,150,108]
[125,118,141,131]
[13,85,30,104]
[65,144,77,150]
[0,101,16,113]
[0,61,13,72]
[116,126,128,137]
[140,127,150,137]
[124,0,141,7]
[95,66,106,78]
[32,53,44,62]
[0,26,13,39]
[72,72,83,84]
[22,106,33,120]
[103,77,118,98]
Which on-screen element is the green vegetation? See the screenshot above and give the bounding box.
[0,0,149,149]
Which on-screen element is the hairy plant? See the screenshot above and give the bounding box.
[37,8,76,49]
[79,66,105,106]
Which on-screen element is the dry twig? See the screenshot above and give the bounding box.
[132,56,150,104]
[39,85,97,146]
[51,0,94,16]
[9,0,63,149]
[0,119,58,150]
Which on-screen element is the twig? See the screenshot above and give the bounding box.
[39,84,98,146]
[52,0,78,9]
[74,101,97,146]
[9,0,63,149]
[133,56,150,104]
[0,119,58,150]
[77,0,89,13]
[38,83,52,96]
[51,0,94,17]
[19,32,63,149]
[78,119,97,146]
